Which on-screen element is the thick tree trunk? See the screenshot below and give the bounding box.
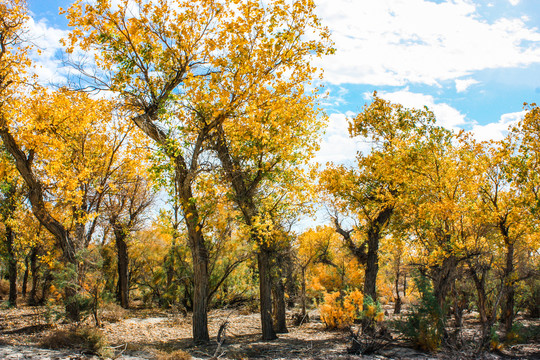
[364,227,380,302]
[6,225,17,307]
[65,285,80,321]
[40,270,53,305]
[273,278,288,333]
[432,255,456,315]
[503,242,515,337]
[470,268,493,349]
[171,155,211,343]
[470,269,489,326]
[29,247,39,306]
[114,226,130,309]
[191,230,209,344]
[258,248,277,340]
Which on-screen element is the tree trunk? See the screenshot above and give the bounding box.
[22,254,29,298]
[173,155,210,343]
[114,225,130,309]
[29,247,39,306]
[503,242,515,337]
[394,271,402,314]
[432,255,456,315]
[191,230,209,344]
[470,268,489,326]
[301,267,307,317]
[259,248,277,340]
[6,225,17,307]
[273,277,288,333]
[64,285,80,321]
[393,255,402,314]
[40,269,53,305]
[364,226,380,302]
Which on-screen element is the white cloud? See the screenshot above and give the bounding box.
[471,110,525,141]
[455,78,479,92]
[509,0,520,6]
[315,113,372,165]
[27,17,70,85]
[315,0,540,86]
[375,89,467,130]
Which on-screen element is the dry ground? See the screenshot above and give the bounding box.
[0,304,538,359]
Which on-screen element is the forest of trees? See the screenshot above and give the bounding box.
[0,0,538,356]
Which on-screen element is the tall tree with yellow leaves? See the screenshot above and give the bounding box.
[65,0,332,340]
[320,95,436,307]
[2,82,140,320]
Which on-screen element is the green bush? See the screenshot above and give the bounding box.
[396,273,444,351]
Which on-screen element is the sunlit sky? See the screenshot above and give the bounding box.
[27,0,540,165]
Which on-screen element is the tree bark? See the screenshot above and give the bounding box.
[273,277,288,333]
[6,224,17,307]
[29,247,39,306]
[432,255,456,315]
[190,228,209,343]
[22,254,29,298]
[503,242,515,337]
[364,226,380,302]
[394,269,402,314]
[114,225,130,309]
[301,267,307,317]
[176,160,210,344]
[259,248,278,340]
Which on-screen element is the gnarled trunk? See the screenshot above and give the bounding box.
[0,127,82,320]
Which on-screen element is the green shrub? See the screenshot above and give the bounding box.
[396,273,444,352]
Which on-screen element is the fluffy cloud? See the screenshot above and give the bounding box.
[471,110,525,141]
[455,78,479,92]
[27,17,70,85]
[315,112,372,165]
[315,0,540,86]
[375,89,467,130]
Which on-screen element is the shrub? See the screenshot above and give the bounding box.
[99,302,127,323]
[348,296,389,355]
[153,349,192,360]
[40,326,112,358]
[396,273,444,352]
[319,289,364,329]
[0,279,9,299]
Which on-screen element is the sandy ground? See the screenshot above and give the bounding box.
[0,305,539,359]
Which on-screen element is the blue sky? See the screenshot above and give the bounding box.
[26,0,540,164]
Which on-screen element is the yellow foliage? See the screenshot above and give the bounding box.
[319,289,363,329]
